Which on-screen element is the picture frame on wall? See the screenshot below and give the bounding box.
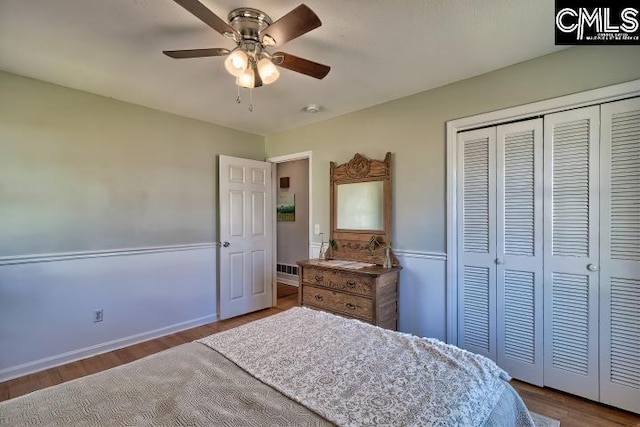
[277,193,295,221]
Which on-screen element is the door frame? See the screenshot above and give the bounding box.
[445,79,640,345]
[266,150,313,307]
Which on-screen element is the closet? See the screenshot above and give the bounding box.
[456,97,639,413]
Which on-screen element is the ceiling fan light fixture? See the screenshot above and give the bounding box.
[237,67,256,88]
[257,57,280,85]
[224,49,248,77]
[164,2,331,109]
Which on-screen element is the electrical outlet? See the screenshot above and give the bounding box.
[314,224,320,235]
[93,309,103,323]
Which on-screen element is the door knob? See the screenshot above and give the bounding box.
[217,241,231,247]
[587,264,598,272]
[495,258,505,265]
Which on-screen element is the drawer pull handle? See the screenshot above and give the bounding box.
[314,294,324,301]
[346,303,357,310]
[346,280,356,288]
[315,275,323,282]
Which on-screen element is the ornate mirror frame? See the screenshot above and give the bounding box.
[329,152,395,265]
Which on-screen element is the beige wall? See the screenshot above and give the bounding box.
[276,159,309,265]
[265,46,640,253]
[0,71,264,256]
[3,46,640,257]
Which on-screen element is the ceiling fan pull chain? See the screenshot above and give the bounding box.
[248,88,254,112]
[236,85,241,104]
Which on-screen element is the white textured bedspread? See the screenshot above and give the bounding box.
[199,307,521,427]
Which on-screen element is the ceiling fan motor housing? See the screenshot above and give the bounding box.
[228,8,272,48]
[163,1,330,82]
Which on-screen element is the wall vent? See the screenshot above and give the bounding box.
[276,263,298,276]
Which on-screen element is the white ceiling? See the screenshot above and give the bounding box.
[0,0,563,136]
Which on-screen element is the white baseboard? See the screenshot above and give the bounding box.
[0,314,217,382]
[277,275,299,287]
[0,244,217,383]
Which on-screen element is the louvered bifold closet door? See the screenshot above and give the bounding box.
[599,97,640,414]
[496,119,544,386]
[457,128,497,360]
[543,106,600,401]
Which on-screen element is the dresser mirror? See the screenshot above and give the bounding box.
[297,152,398,329]
[329,152,395,266]
[336,181,384,231]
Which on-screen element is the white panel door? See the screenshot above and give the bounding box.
[219,155,273,320]
[457,128,497,360]
[496,119,544,386]
[599,97,640,414]
[543,106,600,400]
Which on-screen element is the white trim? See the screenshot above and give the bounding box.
[395,251,448,340]
[267,151,313,163]
[393,249,447,261]
[0,314,217,382]
[0,243,216,266]
[449,80,640,133]
[276,262,300,287]
[309,242,322,259]
[309,245,446,262]
[267,151,313,306]
[445,78,640,345]
[276,275,299,287]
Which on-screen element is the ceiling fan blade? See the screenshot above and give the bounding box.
[172,0,240,40]
[260,4,321,46]
[163,48,230,59]
[273,52,330,79]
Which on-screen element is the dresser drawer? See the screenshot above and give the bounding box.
[302,267,374,297]
[302,285,373,321]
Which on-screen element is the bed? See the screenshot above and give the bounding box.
[0,307,535,426]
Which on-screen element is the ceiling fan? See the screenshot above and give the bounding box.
[163,0,331,89]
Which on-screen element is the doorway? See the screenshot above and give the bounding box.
[267,151,313,306]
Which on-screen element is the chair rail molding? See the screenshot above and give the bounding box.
[0,243,217,382]
[0,243,216,266]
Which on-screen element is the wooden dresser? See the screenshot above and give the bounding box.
[297,259,400,330]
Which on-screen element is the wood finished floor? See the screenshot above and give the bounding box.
[1,288,639,427]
